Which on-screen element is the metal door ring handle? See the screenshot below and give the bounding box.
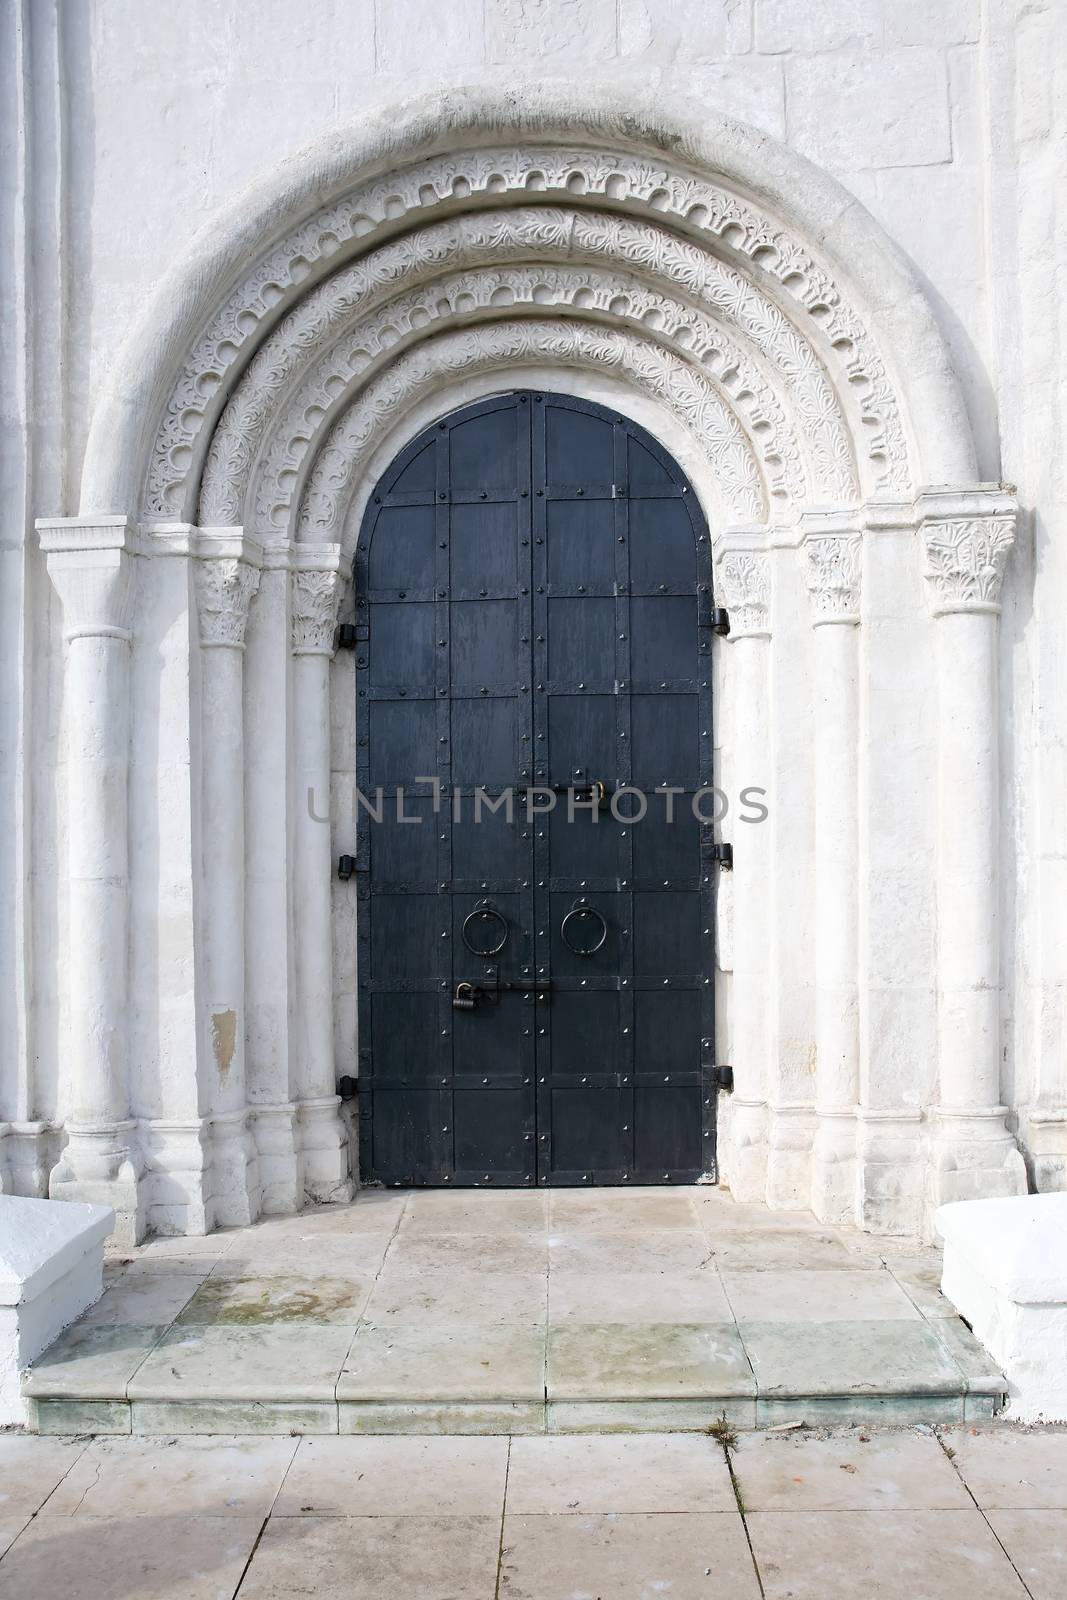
[461,904,509,957]
[560,904,608,956]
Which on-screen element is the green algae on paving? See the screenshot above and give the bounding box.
[176,1273,372,1325]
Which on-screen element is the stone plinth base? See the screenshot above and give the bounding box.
[937,1193,1067,1422]
[0,1194,114,1426]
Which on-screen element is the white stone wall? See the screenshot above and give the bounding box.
[2,0,1065,1233]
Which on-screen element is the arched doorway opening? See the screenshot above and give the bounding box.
[355,391,716,1187]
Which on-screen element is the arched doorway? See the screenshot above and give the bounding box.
[354,391,715,1187]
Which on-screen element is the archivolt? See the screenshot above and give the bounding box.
[198,208,860,531]
[142,137,916,524]
[295,320,765,539]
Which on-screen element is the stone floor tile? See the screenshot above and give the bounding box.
[39,1435,297,1519]
[274,1435,508,1515]
[887,1254,957,1317]
[0,1514,263,1600]
[721,1268,922,1323]
[0,1437,89,1519]
[738,1319,965,1396]
[211,1238,392,1278]
[945,1429,1067,1508]
[548,1322,754,1400]
[708,1228,877,1272]
[985,1509,1067,1599]
[136,1233,238,1256]
[237,1513,501,1600]
[548,1190,700,1231]
[127,1323,356,1401]
[76,1274,204,1328]
[500,1511,762,1599]
[235,1196,408,1239]
[365,1266,548,1323]
[401,1190,548,1234]
[176,1271,373,1325]
[549,1268,733,1323]
[746,1509,1029,1598]
[507,1432,735,1512]
[386,1230,548,1274]
[108,1255,218,1281]
[547,1228,713,1275]
[0,1519,29,1562]
[693,1194,824,1232]
[338,1320,546,1401]
[730,1428,973,1510]
[21,1323,168,1398]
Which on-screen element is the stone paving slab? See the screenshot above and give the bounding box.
[500,1510,763,1600]
[746,1508,1030,1599]
[236,1513,502,1600]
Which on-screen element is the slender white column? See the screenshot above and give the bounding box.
[37,517,143,1243]
[291,549,353,1202]
[715,533,772,1202]
[802,515,861,1223]
[244,541,300,1214]
[920,488,1026,1207]
[193,537,261,1226]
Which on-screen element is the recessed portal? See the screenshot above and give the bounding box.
[355,391,716,1186]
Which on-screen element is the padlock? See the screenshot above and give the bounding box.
[452,982,478,1011]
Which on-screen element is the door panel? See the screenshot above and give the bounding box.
[356,392,715,1186]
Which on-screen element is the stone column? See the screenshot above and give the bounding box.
[715,533,772,1202]
[920,488,1027,1206]
[291,549,353,1203]
[37,517,143,1243]
[193,536,261,1227]
[802,513,862,1223]
[245,540,300,1214]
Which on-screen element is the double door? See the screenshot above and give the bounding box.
[355,391,716,1186]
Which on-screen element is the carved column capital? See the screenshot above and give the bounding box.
[194,556,261,648]
[37,516,136,642]
[800,513,862,626]
[291,567,346,655]
[917,487,1017,617]
[715,530,771,639]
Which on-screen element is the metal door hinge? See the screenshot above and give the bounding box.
[711,608,730,636]
[712,1065,734,1093]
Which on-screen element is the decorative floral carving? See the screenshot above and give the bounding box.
[716,550,771,636]
[198,207,860,527]
[144,143,907,520]
[291,568,345,654]
[193,559,260,648]
[923,516,1015,613]
[247,268,804,532]
[293,320,765,539]
[804,533,861,622]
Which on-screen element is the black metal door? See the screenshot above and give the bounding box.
[355,392,715,1186]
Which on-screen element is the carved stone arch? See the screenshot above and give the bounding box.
[293,319,766,539]
[197,208,860,528]
[240,278,802,537]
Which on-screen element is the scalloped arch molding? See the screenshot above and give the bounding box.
[79,83,978,530]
